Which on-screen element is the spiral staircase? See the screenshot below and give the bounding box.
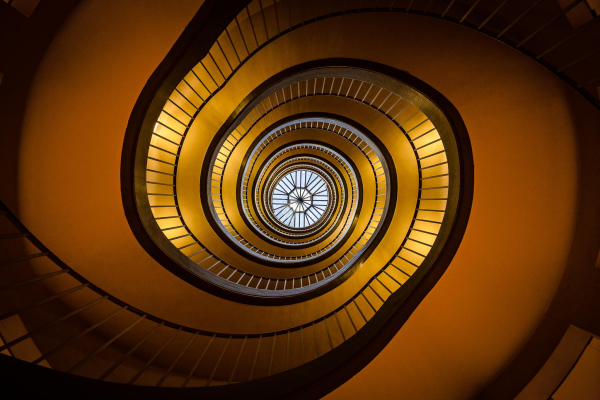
[1,0,599,399]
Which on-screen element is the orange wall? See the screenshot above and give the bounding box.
[13,2,600,397]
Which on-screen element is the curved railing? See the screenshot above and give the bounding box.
[0,53,472,400]
[247,147,353,245]
[207,105,391,265]
[248,141,355,245]
[8,0,597,396]
[207,113,384,264]
[1,63,471,396]
[0,0,476,396]
[147,116,388,295]
[128,0,599,301]
[0,169,459,387]
[1,66,471,392]
[141,63,465,300]
[139,67,407,298]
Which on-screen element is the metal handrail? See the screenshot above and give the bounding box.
[1,65,454,383]
[156,78,439,294]
[0,194,436,385]
[145,71,447,295]
[0,101,451,385]
[0,0,481,392]
[140,0,598,297]
[208,105,388,264]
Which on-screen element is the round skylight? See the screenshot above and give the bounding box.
[271,169,329,228]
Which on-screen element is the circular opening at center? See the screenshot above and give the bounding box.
[271,169,329,228]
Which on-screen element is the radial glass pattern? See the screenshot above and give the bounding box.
[271,169,329,228]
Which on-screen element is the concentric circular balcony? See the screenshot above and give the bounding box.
[5,0,597,398]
